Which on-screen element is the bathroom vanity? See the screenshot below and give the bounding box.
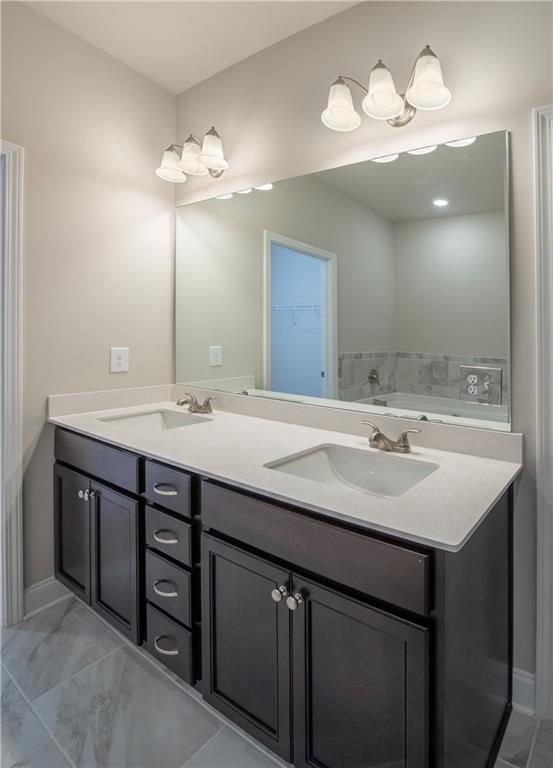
[50,401,520,768]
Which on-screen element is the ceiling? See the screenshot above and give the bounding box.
[315,131,507,222]
[28,1,356,94]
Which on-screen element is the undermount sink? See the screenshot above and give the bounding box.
[265,443,438,498]
[98,409,212,431]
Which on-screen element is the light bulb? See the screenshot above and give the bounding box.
[445,137,477,148]
[433,198,449,207]
[371,153,400,163]
[406,45,451,111]
[362,60,404,120]
[407,145,438,155]
[321,78,361,132]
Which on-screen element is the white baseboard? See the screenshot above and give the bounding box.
[24,576,71,618]
[513,667,536,716]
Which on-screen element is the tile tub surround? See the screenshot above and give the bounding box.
[338,351,509,405]
[48,399,521,552]
[1,598,286,768]
[2,597,552,768]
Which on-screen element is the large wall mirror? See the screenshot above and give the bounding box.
[176,130,510,430]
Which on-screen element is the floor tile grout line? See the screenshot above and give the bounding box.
[27,642,124,706]
[1,660,77,768]
[178,728,225,768]
[526,716,542,768]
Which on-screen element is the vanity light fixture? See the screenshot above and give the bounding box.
[433,198,449,207]
[445,137,477,148]
[156,126,229,183]
[407,145,438,155]
[371,153,400,163]
[322,45,451,131]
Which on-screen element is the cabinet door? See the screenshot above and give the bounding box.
[90,481,141,643]
[54,463,91,603]
[292,576,429,768]
[201,535,291,761]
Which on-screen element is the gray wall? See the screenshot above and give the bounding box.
[1,2,176,587]
[174,1,553,676]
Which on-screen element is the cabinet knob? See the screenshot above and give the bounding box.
[271,586,288,602]
[78,490,84,499]
[286,593,304,611]
[83,490,89,502]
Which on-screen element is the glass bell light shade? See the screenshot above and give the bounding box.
[321,77,361,132]
[178,135,209,176]
[362,60,404,120]
[405,45,451,111]
[198,127,229,171]
[155,147,187,183]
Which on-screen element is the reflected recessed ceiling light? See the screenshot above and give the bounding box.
[371,153,399,163]
[407,145,438,155]
[255,183,273,191]
[237,188,253,194]
[216,193,233,200]
[445,137,477,148]
[433,198,449,207]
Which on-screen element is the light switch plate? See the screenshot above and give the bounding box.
[110,346,129,373]
[209,345,223,367]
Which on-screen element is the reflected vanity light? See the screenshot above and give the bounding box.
[216,184,275,200]
[322,45,451,131]
[237,188,253,194]
[255,183,274,191]
[433,198,449,207]
[407,145,438,155]
[216,193,234,200]
[445,137,477,148]
[371,154,400,163]
[156,126,228,183]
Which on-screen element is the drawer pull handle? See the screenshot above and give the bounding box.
[153,529,178,545]
[153,483,178,497]
[271,586,288,603]
[286,593,304,611]
[153,580,178,598]
[154,635,180,656]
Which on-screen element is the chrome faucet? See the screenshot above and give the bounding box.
[176,393,215,414]
[361,421,421,454]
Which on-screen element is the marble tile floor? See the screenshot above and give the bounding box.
[1,596,552,768]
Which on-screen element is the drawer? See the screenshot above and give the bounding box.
[144,603,194,684]
[145,505,192,567]
[144,460,191,516]
[55,428,141,495]
[145,549,192,626]
[201,481,431,616]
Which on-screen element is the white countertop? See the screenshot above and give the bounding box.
[49,401,522,553]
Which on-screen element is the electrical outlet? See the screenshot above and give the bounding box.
[209,345,223,367]
[110,346,129,373]
[459,365,502,405]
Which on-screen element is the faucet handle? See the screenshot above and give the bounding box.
[201,396,215,412]
[361,421,381,437]
[396,428,421,453]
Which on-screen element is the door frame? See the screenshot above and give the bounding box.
[262,230,338,398]
[0,140,24,627]
[535,104,553,718]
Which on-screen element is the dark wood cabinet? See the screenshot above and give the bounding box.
[54,464,91,603]
[292,576,428,768]
[90,481,141,643]
[201,535,292,761]
[201,533,429,767]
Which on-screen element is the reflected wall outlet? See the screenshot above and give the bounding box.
[209,345,223,367]
[459,365,502,405]
[110,346,129,373]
